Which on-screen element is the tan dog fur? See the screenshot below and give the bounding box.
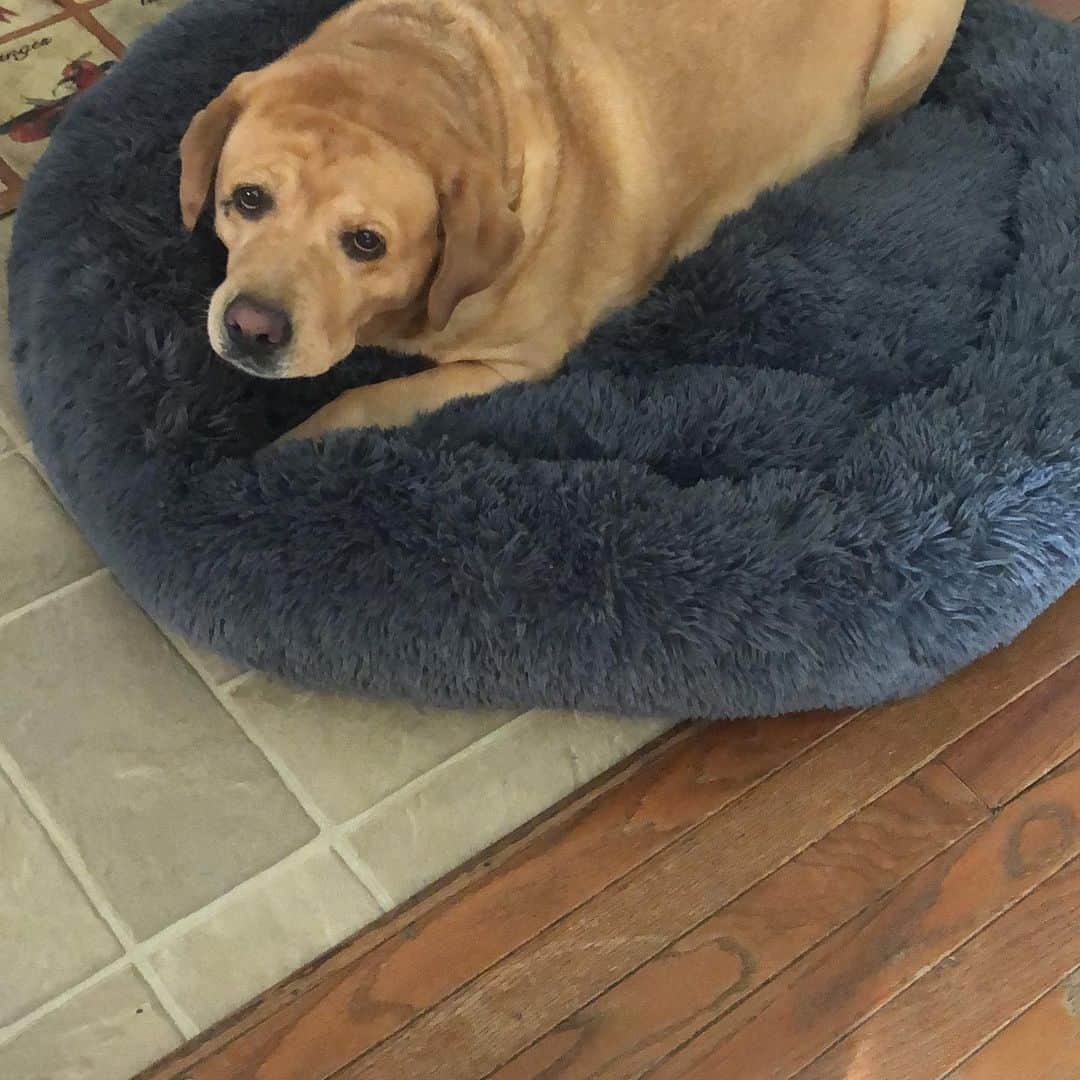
[179,0,966,441]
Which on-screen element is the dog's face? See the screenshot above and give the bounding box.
[179,66,523,379]
[206,110,440,378]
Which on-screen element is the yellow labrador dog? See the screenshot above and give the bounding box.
[179,0,965,441]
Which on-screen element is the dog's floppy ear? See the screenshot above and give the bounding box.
[426,166,523,331]
[178,75,250,231]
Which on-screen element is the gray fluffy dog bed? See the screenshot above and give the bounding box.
[10,0,1080,718]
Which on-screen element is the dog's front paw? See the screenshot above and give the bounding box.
[274,413,333,446]
[268,390,374,449]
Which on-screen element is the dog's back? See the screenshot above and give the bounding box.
[196,0,966,439]
[562,0,885,231]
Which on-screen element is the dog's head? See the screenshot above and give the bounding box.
[179,62,522,378]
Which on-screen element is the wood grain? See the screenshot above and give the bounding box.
[138,722,701,1079]
[797,854,1080,1080]
[147,587,1080,1080]
[949,968,1080,1080]
[493,765,986,1080]
[152,711,848,1080]
[944,653,1080,807]
[335,593,1080,1080]
[653,751,1080,1079]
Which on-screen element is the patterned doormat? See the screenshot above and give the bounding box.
[0,0,183,213]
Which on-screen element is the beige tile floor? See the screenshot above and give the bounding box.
[0,9,672,1076]
[0,258,669,1076]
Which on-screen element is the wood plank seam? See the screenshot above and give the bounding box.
[491,764,989,1080]
[937,762,993,811]
[440,710,1073,1078]
[335,707,1075,1079]
[942,653,1080,808]
[145,585,1080,1079]
[138,718,711,1076]
[324,710,865,1076]
[943,960,1080,1079]
[787,864,1077,1080]
[776,758,1080,1080]
[151,709,861,1080]
[792,854,1080,1080]
[492,749,1080,1080]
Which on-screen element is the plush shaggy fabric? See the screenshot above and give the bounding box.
[9,0,1080,718]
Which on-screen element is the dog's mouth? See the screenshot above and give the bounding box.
[208,323,291,379]
[216,347,289,379]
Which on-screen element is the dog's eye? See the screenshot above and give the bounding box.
[342,229,387,262]
[233,185,271,219]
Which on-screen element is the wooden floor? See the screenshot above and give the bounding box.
[140,581,1080,1079]
[143,5,1080,1077]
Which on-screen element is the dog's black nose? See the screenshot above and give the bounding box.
[224,295,292,361]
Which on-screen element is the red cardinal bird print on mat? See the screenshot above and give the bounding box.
[0,54,116,143]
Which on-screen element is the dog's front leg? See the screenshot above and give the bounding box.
[276,359,524,443]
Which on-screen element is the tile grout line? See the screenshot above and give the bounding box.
[152,633,410,952]
[161,630,253,697]
[274,706,535,906]
[135,839,334,954]
[0,566,110,631]
[196,676,333,828]
[203,676,535,910]
[0,741,198,1040]
[218,668,257,694]
[0,834,336,1049]
[0,707,612,1049]
[329,838,398,911]
[0,403,20,444]
[156,694,536,931]
[0,449,208,1042]
[315,707,586,906]
[335,708,540,835]
[314,708,632,903]
[159,640,534,909]
[111,607,400,913]
[132,959,200,1041]
[0,742,138,946]
[207,677,398,912]
[3,630,1073,1053]
[3,634,1072,1055]
[307,710,541,906]
[20,444,71,508]
[0,956,133,1050]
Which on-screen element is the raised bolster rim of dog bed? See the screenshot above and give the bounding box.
[9,0,1080,718]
